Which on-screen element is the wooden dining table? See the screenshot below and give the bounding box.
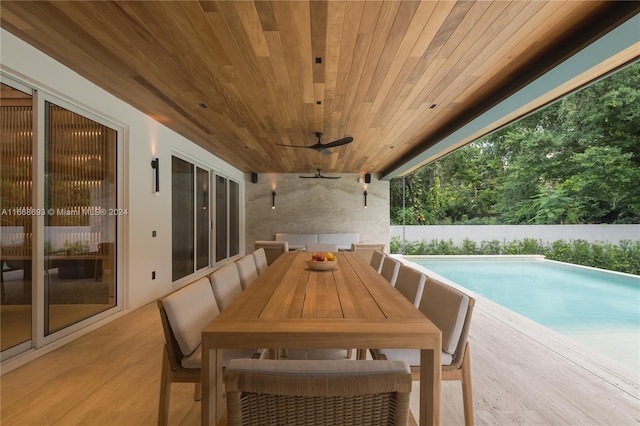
[201,251,442,425]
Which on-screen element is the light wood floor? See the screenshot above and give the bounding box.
[1,296,639,425]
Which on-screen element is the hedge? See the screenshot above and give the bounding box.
[390,237,640,276]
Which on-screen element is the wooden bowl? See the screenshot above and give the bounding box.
[306,259,338,271]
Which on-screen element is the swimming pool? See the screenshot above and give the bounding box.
[405,256,640,373]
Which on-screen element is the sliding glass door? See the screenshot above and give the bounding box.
[171,156,240,282]
[44,102,117,334]
[1,77,121,361]
[1,82,34,358]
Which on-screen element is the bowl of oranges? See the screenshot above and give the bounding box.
[306,252,338,271]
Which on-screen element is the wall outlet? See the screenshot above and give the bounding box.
[152,271,156,280]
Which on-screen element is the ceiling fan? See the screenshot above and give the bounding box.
[299,168,341,179]
[277,132,353,156]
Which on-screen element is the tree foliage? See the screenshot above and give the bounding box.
[391,62,640,225]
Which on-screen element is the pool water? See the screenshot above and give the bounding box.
[408,257,640,373]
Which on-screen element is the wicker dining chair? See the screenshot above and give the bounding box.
[223,359,413,426]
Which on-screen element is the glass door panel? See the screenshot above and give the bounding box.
[171,157,194,281]
[196,167,209,270]
[44,102,117,335]
[0,83,33,354]
[215,175,227,262]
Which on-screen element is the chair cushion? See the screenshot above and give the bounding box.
[374,348,453,367]
[394,265,426,307]
[252,248,268,275]
[226,358,410,377]
[420,279,469,355]
[209,262,243,311]
[369,250,386,273]
[236,254,258,290]
[163,277,219,356]
[380,257,400,286]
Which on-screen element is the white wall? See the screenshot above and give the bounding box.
[245,173,390,252]
[391,224,640,245]
[1,29,244,310]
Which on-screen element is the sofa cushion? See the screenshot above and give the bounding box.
[318,233,359,250]
[163,277,219,356]
[275,233,318,250]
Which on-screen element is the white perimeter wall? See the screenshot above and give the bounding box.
[1,29,244,310]
[391,224,640,245]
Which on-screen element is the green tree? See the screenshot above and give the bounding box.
[390,62,640,225]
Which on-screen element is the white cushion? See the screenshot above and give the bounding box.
[209,262,243,311]
[236,254,258,290]
[275,233,318,250]
[163,277,219,356]
[375,348,453,367]
[318,233,359,250]
[252,248,268,275]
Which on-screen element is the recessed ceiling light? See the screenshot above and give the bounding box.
[429,104,437,109]
[199,103,207,109]
[315,57,322,64]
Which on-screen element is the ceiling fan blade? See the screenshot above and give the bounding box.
[276,143,316,149]
[320,175,341,179]
[299,175,319,178]
[323,136,353,148]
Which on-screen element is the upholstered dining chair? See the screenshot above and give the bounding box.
[394,264,426,307]
[224,359,413,426]
[369,249,386,273]
[380,256,401,287]
[157,277,261,426]
[236,254,258,290]
[370,278,476,426]
[209,262,243,311]
[252,247,268,275]
[351,243,385,264]
[254,240,288,265]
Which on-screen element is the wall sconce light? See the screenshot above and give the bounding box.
[272,191,276,209]
[364,190,368,209]
[151,158,159,193]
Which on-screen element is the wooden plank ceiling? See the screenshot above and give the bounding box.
[1,1,638,177]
